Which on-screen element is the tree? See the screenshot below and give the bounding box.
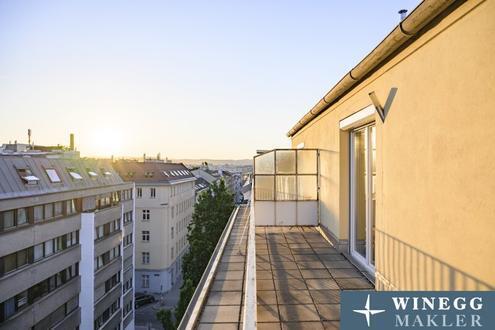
[160,179,234,329]
[174,278,196,324]
[156,309,175,330]
[182,179,234,285]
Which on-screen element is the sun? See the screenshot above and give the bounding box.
[87,127,124,157]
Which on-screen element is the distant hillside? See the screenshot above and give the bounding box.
[172,159,252,166]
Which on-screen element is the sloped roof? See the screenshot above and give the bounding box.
[194,177,210,192]
[191,169,218,185]
[0,155,124,200]
[113,160,194,184]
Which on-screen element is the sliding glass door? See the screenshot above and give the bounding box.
[350,124,376,273]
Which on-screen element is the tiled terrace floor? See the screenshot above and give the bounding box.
[255,226,374,330]
[197,205,249,330]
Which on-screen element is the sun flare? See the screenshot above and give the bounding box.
[87,127,124,157]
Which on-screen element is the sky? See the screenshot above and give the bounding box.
[0,0,420,159]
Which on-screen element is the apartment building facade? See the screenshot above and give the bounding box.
[114,161,195,294]
[282,0,495,290]
[0,153,135,330]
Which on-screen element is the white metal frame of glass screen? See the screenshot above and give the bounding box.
[253,149,319,202]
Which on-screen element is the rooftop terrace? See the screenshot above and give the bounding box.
[179,204,373,330]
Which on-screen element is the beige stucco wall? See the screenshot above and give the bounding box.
[291,0,495,290]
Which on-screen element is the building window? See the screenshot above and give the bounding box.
[94,298,120,330]
[31,295,79,330]
[33,205,43,223]
[0,231,79,277]
[0,263,78,323]
[142,275,149,288]
[123,211,133,224]
[95,246,121,272]
[44,204,53,220]
[95,219,120,241]
[124,233,133,247]
[142,231,150,242]
[123,299,133,318]
[67,168,83,180]
[123,276,133,294]
[121,189,132,201]
[142,210,150,221]
[150,188,156,198]
[137,188,142,198]
[66,199,77,215]
[45,168,61,183]
[16,167,40,185]
[54,202,63,217]
[96,195,112,210]
[104,272,121,293]
[142,252,150,264]
[171,247,174,259]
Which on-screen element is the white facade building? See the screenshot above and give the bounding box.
[114,161,195,294]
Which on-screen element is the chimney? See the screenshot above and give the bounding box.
[28,129,32,145]
[143,153,146,162]
[157,152,161,160]
[398,9,408,21]
[69,133,75,151]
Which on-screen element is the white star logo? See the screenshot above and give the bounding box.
[352,294,386,327]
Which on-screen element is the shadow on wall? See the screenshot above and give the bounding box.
[375,230,493,291]
[317,149,341,236]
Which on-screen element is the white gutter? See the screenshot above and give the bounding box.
[287,0,456,137]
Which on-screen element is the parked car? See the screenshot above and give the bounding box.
[135,293,156,308]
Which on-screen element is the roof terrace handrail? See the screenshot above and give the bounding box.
[242,201,257,330]
[177,205,240,330]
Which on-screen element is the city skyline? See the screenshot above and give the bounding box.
[0,0,420,159]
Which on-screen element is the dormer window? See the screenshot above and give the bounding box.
[16,167,39,185]
[127,171,135,178]
[144,171,154,178]
[45,168,61,183]
[100,169,112,176]
[87,169,98,178]
[67,168,83,180]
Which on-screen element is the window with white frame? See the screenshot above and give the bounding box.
[142,274,149,288]
[142,209,150,221]
[137,188,142,198]
[142,252,150,264]
[150,188,156,199]
[142,230,150,242]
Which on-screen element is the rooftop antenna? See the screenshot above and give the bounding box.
[398,9,408,21]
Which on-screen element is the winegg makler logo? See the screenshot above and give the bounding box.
[352,294,385,327]
[342,292,495,330]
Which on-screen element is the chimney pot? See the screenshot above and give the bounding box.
[399,9,408,21]
[69,133,75,151]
